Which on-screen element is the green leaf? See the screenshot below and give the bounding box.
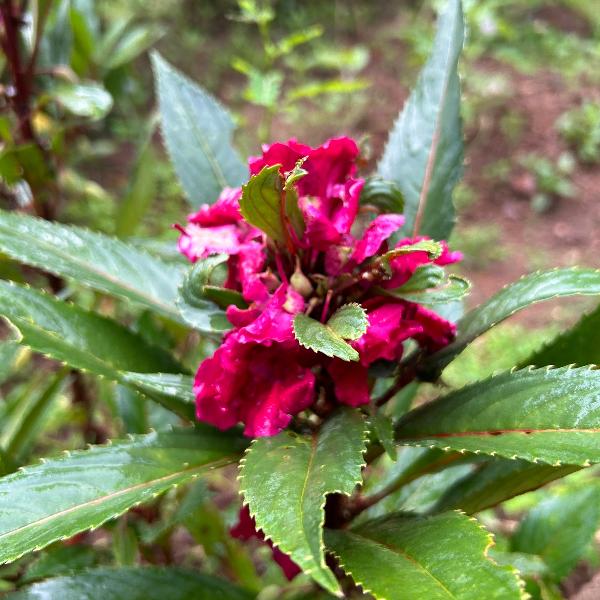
[326,511,523,600]
[50,82,113,120]
[0,281,181,379]
[380,240,443,263]
[377,0,464,240]
[239,409,367,594]
[104,25,163,71]
[511,484,600,580]
[385,274,471,305]
[522,303,600,368]
[0,210,183,322]
[396,366,600,466]
[360,177,405,214]
[2,368,70,464]
[240,164,286,242]
[119,372,195,421]
[423,268,600,376]
[371,410,396,460]
[326,303,369,340]
[0,428,246,564]
[293,303,369,362]
[177,256,231,333]
[9,567,253,599]
[433,458,579,514]
[151,52,247,208]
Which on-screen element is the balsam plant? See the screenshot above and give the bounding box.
[1,1,600,598]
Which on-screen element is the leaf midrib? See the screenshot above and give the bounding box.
[340,529,457,598]
[412,6,461,237]
[0,225,179,319]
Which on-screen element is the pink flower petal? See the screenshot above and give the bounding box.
[328,360,370,406]
[351,214,405,265]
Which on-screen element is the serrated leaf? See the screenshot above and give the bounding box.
[151,52,247,207]
[293,312,359,362]
[396,366,600,466]
[119,373,195,422]
[360,177,405,214]
[371,410,396,460]
[326,303,369,340]
[377,0,464,240]
[0,428,247,564]
[522,303,600,368]
[511,484,600,580]
[326,511,523,600]
[423,268,600,376]
[433,458,579,514]
[9,567,253,599]
[0,210,183,322]
[176,256,232,333]
[0,281,181,378]
[239,409,367,594]
[240,164,287,243]
[380,239,443,262]
[386,274,471,305]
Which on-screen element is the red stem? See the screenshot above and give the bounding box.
[0,1,36,142]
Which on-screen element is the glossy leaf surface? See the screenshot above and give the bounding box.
[423,268,600,375]
[0,210,183,322]
[397,366,600,465]
[9,567,253,599]
[326,511,522,599]
[0,428,246,564]
[152,52,246,207]
[0,281,180,378]
[239,409,367,594]
[377,0,464,240]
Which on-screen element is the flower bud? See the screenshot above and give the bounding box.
[290,266,313,298]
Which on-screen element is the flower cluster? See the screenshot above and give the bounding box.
[177,137,461,438]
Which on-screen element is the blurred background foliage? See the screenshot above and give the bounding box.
[1,0,600,596]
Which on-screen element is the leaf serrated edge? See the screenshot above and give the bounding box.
[327,510,528,600]
[0,430,238,565]
[237,413,369,595]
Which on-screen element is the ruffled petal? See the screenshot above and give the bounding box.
[351,214,405,265]
[328,360,370,406]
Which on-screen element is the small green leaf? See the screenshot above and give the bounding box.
[360,177,405,214]
[511,484,600,580]
[9,567,253,600]
[0,210,184,322]
[50,82,113,120]
[422,268,600,376]
[293,312,360,362]
[152,52,247,208]
[326,511,523,600]
[378,0,464,240]
[239,409,368,594]
[395,264,446,292]
[387,275,471,305]
[396,366,600,466]
[239,164,287,242]
[0,428,246,564]
[327,303,369,340]
[379,240,443,263]
[177,256,232,333]
[433,458,579,514]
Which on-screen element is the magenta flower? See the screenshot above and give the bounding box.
[179,137,462,438]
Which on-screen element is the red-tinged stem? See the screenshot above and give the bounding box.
[0,1,35,142]
[320,289,332,323]
[274,252,289,285]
